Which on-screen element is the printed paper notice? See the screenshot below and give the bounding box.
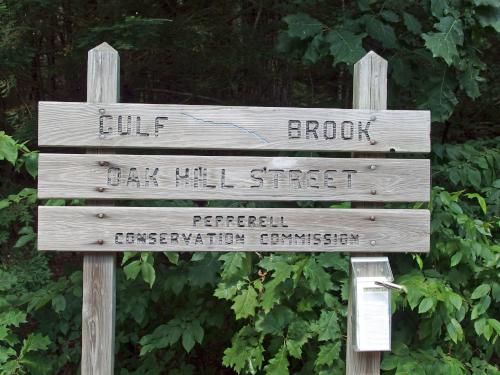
[356,286,391,351]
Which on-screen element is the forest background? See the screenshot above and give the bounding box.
[0,0,499,374]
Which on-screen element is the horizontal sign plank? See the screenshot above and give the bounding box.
[38,206,430,253]
[38,102,430,152]
[38,154,430,202]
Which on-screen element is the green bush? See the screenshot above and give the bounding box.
[1,136,497,374]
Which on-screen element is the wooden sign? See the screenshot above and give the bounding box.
[38,154,430,202]
[36,45,432,374]
[38,101,430,152]
[38,206,430,253]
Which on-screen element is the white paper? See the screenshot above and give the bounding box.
[356,285,391,351]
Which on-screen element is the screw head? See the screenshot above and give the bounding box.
[370,240,376,246]
[370,140,377,145]
[370,115,377,121]
[370,165,376,170]
[99,108,105,115]
[97,239,104,245]
[98,161,108,166]
[97,213,105,219]
[97,187,105,192]
[370,189,377,195]
[370,216,376,221]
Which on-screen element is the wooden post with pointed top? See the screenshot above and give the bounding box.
[82,42,119,375]
[346,51,388,375]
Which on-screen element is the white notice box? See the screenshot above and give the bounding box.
[351,257,393,352]
[355,282,391,351]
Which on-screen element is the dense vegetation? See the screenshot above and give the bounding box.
[0,0,499,374]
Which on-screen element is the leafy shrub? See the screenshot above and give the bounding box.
[1,132,498,374]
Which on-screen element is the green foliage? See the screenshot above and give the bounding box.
[0,258,83,374]
[0,0,499,373]
[382,138,499,374]
[278,0,499,123]
[122,252,157,288]
[0,131,37,177]
[325,30,366,66]
[217,252,348,374]
[283,13,323,40]
[423,16,464,65]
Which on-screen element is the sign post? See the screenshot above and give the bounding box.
[346,51,388,375]
[81,42,119,375]
[37,43,431,375]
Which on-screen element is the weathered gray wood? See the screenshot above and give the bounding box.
[82,254,116,375]
[82,42,118,375]
[38,153,430,202]
[347,51,388,375]
[37,206,430,253]
[38,101,430,152]
[353,51,387,110]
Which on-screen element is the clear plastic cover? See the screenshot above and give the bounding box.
[351,256,393,281]
[351,257,393,351]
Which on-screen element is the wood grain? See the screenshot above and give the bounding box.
[82,254,116,375]
[38,153,430,202]
[37,206,430,253]
[347,51,387,375]
[81,42,118,375]
[38,101,430,152]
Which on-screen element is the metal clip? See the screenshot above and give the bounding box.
[374,281,406,293]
